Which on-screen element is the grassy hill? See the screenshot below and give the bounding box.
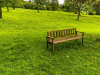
[0,8,100,75]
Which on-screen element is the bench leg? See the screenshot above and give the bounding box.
[52,43,54,51]
[82,38,84,44]
[76,39,77,42]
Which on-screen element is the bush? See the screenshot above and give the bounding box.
[96,10,100,15]
[46,6,51,10]
[74,10,77,14]
[24,3,35,9]
[88,10,96,15]
[63,8,67,12]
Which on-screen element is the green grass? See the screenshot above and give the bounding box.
[0,8,100,75]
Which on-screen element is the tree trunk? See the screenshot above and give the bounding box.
[86,10,87,15]
[37,9,39,13]
[7,6,9,11]
[0,6,2,19]
[37,5,39,13]
[77,8,80,20]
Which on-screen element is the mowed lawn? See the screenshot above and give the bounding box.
[0,8,100,75]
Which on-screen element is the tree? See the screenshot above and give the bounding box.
[51,0,59,11]
[29,0,31,3]
[59,4,63,13]
[0,0,4,18]
[93,1,100,15]
[34,0,46,12]
[10,0,24,9]
[5,0,12,11]
[45,0,51,10]
[73,0,97,19]
[83,0,97,15]
[64,0,74,12]
[73,0,87,20]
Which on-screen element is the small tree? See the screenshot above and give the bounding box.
[5,0,12,11]
[34,0,46,12]
[93,1,100,15]
[51,0,59,11]
[73,0,87,20]
[59,4,62,13]
[64,0,74,12]
[10,0,24,9]
[73,0,97,20]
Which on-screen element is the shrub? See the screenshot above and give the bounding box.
[24,3,35,9]
[74,10,77,14]
[96,10,100,15]
[88,10,96,15]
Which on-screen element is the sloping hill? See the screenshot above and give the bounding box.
[0,8,100,75]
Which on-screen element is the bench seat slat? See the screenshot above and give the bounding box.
[49,35,83,44]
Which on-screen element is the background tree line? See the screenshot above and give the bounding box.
[0,0,100,19]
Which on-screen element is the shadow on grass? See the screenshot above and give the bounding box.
[46,40,83,52]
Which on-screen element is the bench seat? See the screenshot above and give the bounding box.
[49,35,83,44]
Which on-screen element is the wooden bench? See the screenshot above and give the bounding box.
[46,28,84,51]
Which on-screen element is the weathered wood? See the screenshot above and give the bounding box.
[53,32,55,37]
[71,29,72,34]
[66,30,67,35]
[64,30,65,35]
[49,35,83,44]
[82,33,84,44]
[52,38,54,51]
[73,29,74,33]
[46,28,84,51]
[47,28,76,33]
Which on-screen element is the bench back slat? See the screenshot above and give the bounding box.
[47,28,76,38]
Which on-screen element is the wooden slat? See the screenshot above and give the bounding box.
[47,28,76,37]
[59,31,60,36]
[49,35,83,44]
[53,32,55,37]
[64,30,65,35]
[47,28,76,33]
[50,32,52,37]
[68,30,70,35]
[75,28,76,33]
[66,30,67,35]
[48,32,50,36]
[61,31,63,36]
[71,29,72,34]
[73,29,74,34]
[56,32,57,36]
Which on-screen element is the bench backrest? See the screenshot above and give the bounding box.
[47,28,76,38]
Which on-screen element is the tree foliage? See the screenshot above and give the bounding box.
[50,0,59,11]
[93,1,100,15]
[5,0,12,11]
[64,0,74,12]
[10,0,24,9]
[64,0,97,20]
[34,0,46,12]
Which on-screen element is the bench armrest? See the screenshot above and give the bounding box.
[46,35,50,38]
[46,35,54,38]
[46,35,54,41]
[76,31,84,36]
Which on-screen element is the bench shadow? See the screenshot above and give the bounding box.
[46,40,83,52]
